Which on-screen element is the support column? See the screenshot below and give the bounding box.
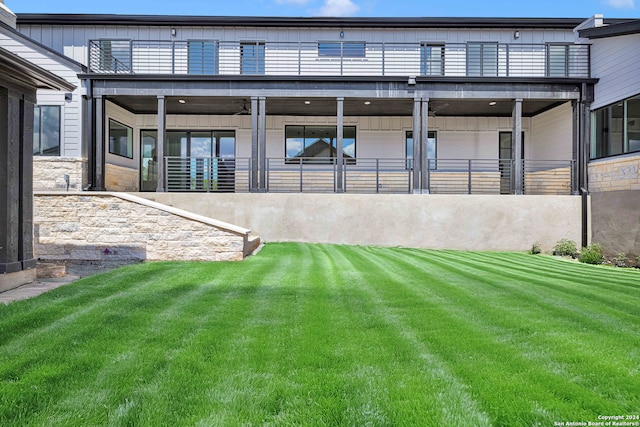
[258,96,267,192]
[421,98,430,193]
[412,98,421,193]
[156,95,166,192]
[512,98,523,195]
[336,97,344,193]
[19,96,35,270]
[93,95,106,191]
[571,100,579,195]
[250,96,259,191]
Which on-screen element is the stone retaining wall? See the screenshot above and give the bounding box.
[34,192,257,265]
[33,157,87,191]
[589,155,640,192]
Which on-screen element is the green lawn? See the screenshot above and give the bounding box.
[1,243,639,426]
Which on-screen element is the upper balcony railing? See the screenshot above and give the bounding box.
[89,40,590,79]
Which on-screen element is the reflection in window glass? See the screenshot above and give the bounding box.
[285,125,356,163]
[33,106,61,156]
[108,119,133,158]
[591,95,640,159]
[406,131,437,169]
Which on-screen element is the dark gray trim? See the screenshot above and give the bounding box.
[17,14,602,29]
[579,19,640,39]
[156,95,166,192]
[1,21,86,72]
[0,46,75,91]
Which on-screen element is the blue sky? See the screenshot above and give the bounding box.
[10,0,639,18]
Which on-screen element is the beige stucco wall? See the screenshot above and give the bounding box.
[140,193,585,252]
[33,157,87,191]
[588,154,640,192]
[34,192,253,263]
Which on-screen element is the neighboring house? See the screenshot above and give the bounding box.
[579,18,640,258]
[0,1,75,290]
[2,10,638,255]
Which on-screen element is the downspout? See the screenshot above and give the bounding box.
[83,78,94,191]
[580,187,589,249]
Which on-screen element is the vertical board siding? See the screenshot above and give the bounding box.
[591,33,640,109]
[530,103,573,160]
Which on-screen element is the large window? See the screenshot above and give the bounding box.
[547,44,572,77]
[467,42,498,77]
[405,131,437,169]
[98,40,131,72]
[33,105,60,156]
[286,126,356,163]
[591,95,640,159]
[109,119,133,159]
[188,40,219,75]
[241,42,265,75]
[318,42,366,58]
[421,44,444,76]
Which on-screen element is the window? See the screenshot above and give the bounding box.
[318,42,366,58]
[188,41,219,75]
[467,42,498,77]
[109,119,133,159]
[547,44,571,77]
[98,40,131,72]
[286,126,356,163]
[241,42,265,75]
[405,131,436,169]
[592,95,640,159]
[33,105,60,156]
[421,44,444,76]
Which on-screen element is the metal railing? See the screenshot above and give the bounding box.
[163,156,574,195]
[89,40,591,78]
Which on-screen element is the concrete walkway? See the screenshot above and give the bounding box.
[0,276,79,304]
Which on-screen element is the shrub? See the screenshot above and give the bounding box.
[553,239,578,258]
[636,256,640,268]
[579,243,604,265]
[613,252,628,268]
[529,242,542,255]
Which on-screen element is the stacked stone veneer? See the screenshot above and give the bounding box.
[33,157,87,191]
[589,155,640,192]
[106,164,139,191]
[34,192,256,264]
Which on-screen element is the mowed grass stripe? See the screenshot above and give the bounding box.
[0,242,639,426]
[343,246,639,425]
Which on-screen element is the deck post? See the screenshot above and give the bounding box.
[512,98,523,195]
[259,96,267,192]
[336,97,344,193]
[412,98,421,193]
[571,99,579,195]
[93,95,106,191]
[250,96,259,191]
[421,98,430,193]
[156,95,166,192]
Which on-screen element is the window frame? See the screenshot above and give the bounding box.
[33,105,61,156]
[318,42,366,58]
[405,130,437,170]
[466,42,498,77]
[420,43,445,76]
[591,94,640,160]
[98,39,132,73]
[108,119,134,159]
[187,40,219,75]
[285,125,357,164]
[240,41,265,75]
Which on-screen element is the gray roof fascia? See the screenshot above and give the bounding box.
[578,19,640,39]
[0,46,76,91]
[16,14,593,29]
[0,21,86,72]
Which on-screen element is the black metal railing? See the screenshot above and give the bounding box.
[162,156,575,195]
[89,40,590,78]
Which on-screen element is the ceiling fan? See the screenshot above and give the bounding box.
[428,102,450,117]
[233,99,250,115]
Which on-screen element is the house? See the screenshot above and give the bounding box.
[0,1,75,290]
[2,8,639,257]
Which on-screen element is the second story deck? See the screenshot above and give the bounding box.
[88,39,591,79]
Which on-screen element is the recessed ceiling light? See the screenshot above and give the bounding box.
[489,101,497,106]
[304,101,311,105]
[364,101,371,105]
[178,99,186,104]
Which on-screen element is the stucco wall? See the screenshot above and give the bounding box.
[34,192,254,263]
[588,154,640,192]
[141,193,585,252]
[590,190,640,259]
[33,157,87,191]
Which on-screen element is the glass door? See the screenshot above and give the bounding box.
[499,132,524,194]
[140,130,158,191]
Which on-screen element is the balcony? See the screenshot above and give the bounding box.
[162,157,575,195]
[89,40,590,79]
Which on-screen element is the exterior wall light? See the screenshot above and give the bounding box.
[171,28,177,37]
[339,30,344,38]
[514,30,520,39]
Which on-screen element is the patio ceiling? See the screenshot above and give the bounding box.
[108,95,566,118]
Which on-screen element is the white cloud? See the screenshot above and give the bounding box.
[316,0,360,16]
[605,0,635,8]
[275,0,311,4]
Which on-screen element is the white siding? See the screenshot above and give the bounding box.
[0,30,83,157]
[591,33,640,109]
[530,103,573,160]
